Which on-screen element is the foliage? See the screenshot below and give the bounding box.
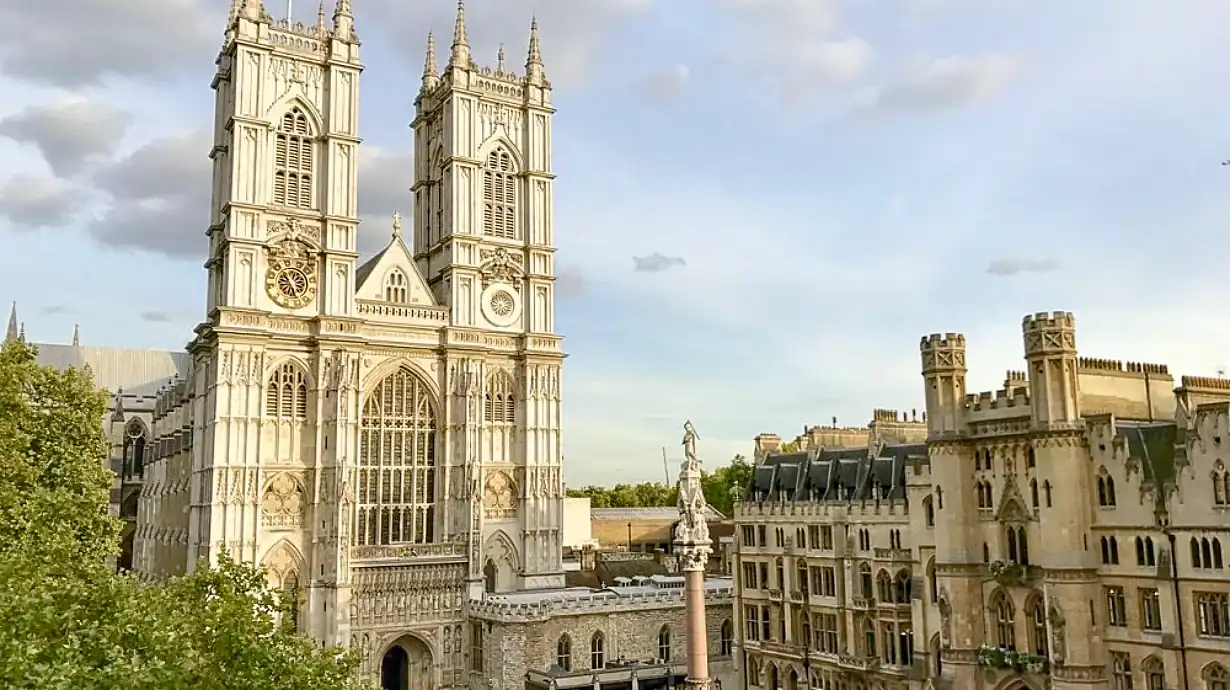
[976,645,1049,673]
[778,439,801,453]
[0,340,365,689]
[565,454,754,517]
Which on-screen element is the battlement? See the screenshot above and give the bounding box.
[1181,375,1230,391]
[966,387,1030,412]
[920,333,965,351]
[1126,362,1169,375]
[468,579,734,623]
[1022,311,1075,332]
[1005,370,1026,382]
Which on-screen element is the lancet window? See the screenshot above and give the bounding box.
[273,107,315,209]
[481,147,517,239]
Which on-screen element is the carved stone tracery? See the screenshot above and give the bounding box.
[483,470,518,519]
[261,472,306,528]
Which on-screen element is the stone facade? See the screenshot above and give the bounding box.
[733,311,1230,690]
[5,3,738,689]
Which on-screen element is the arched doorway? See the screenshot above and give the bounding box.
[484,559,497,594]
[380,635,433,690]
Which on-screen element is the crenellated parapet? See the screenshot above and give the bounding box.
[920,333,966,374]
[1021,310,1076,359]
[966,387,1030,413]
[468,579,735,623]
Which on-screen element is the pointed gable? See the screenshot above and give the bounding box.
[355,219,437,308]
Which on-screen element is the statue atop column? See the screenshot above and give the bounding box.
[674,421,714,690]
[674,421,711,566]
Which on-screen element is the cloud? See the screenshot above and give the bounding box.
[0,99,132,177]
[986,258,1059,276]
[638,64,690,102]
[86,132,212,259]
[720,0,873,98]
[364,0,653,88]
[556,266,586,300]
[0,0,219,87]
[39,305,75,315]
[852,54,1024,116]
[0,174,82,227]
[356,148,414,257]
[139,310,175,323]
[632,253,687,273]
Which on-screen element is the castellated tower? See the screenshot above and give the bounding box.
[1023,312,1104,687]
[919,333,983,688]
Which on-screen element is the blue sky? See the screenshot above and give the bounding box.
[3,0,1230,487]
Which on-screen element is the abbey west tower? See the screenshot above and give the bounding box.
[154,0,566,659]
[186,0,364,646]
[412,6,566,594]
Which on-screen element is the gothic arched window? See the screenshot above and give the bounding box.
[591,632,605,669]
[1142,656,1164,690]
[720,619,734,656]
[384,269,409,303]
[265,362,309,420]
[923,495,934,527]
[273,107,315,209]
[657,625,671,662]
[1027,595,1048,657]
[356,366,437,546]
[1097,468,1116,507]
[991,590,1016,649]
[484,370,516,424]
[481,147,517,239]
[123,418,148,479]
[556,635,572,671]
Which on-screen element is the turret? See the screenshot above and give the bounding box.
[1022,311,1080,429]
[524,16,546,86]
[448,0,470,71]
[920,332,967,438]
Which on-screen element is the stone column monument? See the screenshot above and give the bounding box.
[674,421,713,690]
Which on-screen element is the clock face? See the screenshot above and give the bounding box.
[266,261,317,309]
[277,267,310,299]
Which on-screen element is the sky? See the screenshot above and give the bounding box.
[3,0,1230,488]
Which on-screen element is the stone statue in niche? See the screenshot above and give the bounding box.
[937,590,952,648]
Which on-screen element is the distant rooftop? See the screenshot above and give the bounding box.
[590,505,726,522]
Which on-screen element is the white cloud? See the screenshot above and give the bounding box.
[0,98,132,176]
[0,174,81,227]
[852,53,1024,116]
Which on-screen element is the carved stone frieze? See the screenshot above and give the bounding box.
[350,563,466,628]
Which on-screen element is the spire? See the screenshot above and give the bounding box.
[525,15,545,84]
[422,31,439,89]
[496,43,506,74]
[316,0,326,32]
[331,0,354,41]
[4,302,16,343]
[449,0,470,69]
[71,324,80,347]
[18,323,25,343]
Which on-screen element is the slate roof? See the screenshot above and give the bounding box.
[744,443,928,503]
[33,343,191,398]
[1115,420,1180,510]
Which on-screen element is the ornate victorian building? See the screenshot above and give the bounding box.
[733,311,1230,690]
[5,2,738,689]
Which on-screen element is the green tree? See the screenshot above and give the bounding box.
[0,341,365,689]
[700,454,753,517]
